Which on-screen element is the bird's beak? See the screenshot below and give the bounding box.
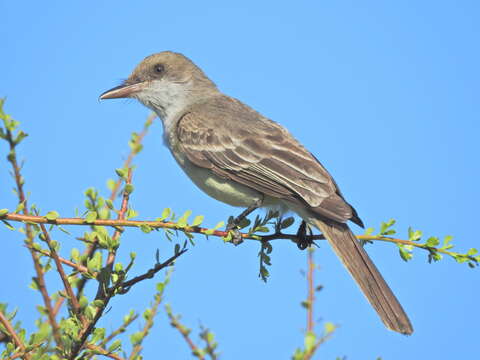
[99,81,145,100]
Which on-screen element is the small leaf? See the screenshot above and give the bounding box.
[425,237,440,247]
[105,199,114,210]
[124,184,134,195]
[106,178,116,191]
[160,208,171,220]
[0,209,8,217]
[108,339,122,352]
[467,248,478,256]
[280,217,295,229]
[304,331,316,352]
[45,211,59,221]
[140,224,153,233]
[85,211,98,223]
[324,322,336,334]
[115,168,127,179]
[192,215,204,227]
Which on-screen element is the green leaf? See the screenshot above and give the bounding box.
[467,248,478,256]
[108,339,122,352]
[364,227,374,235]
[192,215,204,227]
[156,282,165,293]
[398,246,413,262]
[140,224,153,233]
[304,331,316,352]
[177,210,192,228]
[45,211,59,221]
[115,168,127,179]
[106,179,116,191]
[124,184,134,195]
[15,202,25,213]
[85,211,98,223]
[255,226,269,233]
[425,237,440,247]
[126,208,138,219]
[160,208,171,220]
[130,331,143,345]
[280,217,295,229]
[105,199,114,210]
[0,209,8,217]
[205,221,224,235]
[324,322,336,334]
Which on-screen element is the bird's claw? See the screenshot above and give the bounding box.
[296,220,314,250]
[226,221,244,246]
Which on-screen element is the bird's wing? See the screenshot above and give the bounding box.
[176,96,359,224]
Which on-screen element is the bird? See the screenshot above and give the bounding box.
[100,51,413,335]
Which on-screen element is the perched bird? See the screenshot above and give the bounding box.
[100,51,413,335]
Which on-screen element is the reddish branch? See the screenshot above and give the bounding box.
[108,113,155,201]
[85,344,126,360]
[0,311,27,358]
[307,249,315,334]
[39,223,87,327]
[166,307,204,360]
[128,291,162,360]
[5,126,62,349]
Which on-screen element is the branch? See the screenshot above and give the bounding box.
[116,246,187,295]
[0,311,29,360]
[306,249,315,334]
[39,223,87,327]
[75,113,154,300]
[3,212,478,268]
[85,344,126,360]
[166,305,204,360]
[2,108,62,349]
[128,290,162,360]
[100,313,139,348]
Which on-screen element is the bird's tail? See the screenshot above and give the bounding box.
[312,218,413,335]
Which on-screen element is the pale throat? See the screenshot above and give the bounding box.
[138,80,194,135]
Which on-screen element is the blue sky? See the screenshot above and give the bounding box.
[1,1,479,359]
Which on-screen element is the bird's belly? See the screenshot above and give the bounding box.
[172,150,263,208]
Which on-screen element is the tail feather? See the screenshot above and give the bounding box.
[313,219,413,335]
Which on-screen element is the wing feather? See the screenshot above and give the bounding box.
[176,95,361,224]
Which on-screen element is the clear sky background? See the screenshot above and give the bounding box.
[1,1,479,359]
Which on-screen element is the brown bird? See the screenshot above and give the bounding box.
[100,51,413,335]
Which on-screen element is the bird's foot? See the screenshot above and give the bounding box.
[225,224,244,246]
[225,198,263,246]
[296,221,314,250]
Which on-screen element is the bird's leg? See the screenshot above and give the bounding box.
[226,198,263,245]
[296,221,315,250]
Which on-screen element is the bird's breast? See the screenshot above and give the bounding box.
[166,136,263,208]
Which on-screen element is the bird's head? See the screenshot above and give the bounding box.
[100,51,217,119]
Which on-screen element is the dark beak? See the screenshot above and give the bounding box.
[99,82,145,100]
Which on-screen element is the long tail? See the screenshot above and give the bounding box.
[313,218,413,335]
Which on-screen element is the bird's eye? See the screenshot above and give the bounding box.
[154,64,165,74]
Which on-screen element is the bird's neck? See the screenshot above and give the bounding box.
[147,83,219,135]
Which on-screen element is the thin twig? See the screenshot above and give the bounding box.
[39,224,87,327]
[0,311,29,359]
[27,245,91,275]
[303,332,335,360]
[3,212,471,261]
[116,248,187,294]
[5,126,62,350]
[75,113,154,300]
[129,291,162,360]
[106,168,132,272]
[307,248,315,334]
[166,306,204,360]
[100,313,139,348]
[108,113,155,201]
[85,344,126,360]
